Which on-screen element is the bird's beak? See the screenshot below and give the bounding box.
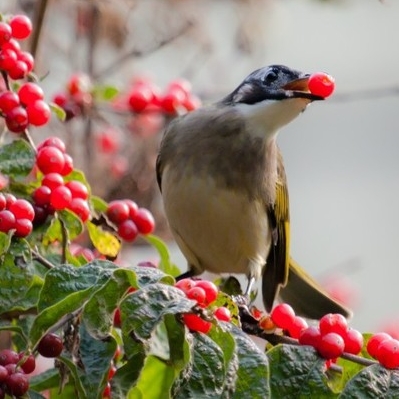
[282,76,324,101]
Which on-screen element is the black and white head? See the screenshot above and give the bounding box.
[220,65,324,136]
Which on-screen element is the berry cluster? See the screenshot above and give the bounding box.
[106,199,155,242]
[125,77,201,115]
[52,72,93,121]
[308,72,335,98]
[0,348,35,397]
[367,332,399,369]
[32,137,91,223]
[175,278,232,334]
[0,194,34,237]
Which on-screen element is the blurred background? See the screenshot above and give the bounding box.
[3,0,399,333]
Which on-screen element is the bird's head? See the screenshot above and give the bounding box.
[220,65,324,136]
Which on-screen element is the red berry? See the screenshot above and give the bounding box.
[299,326,322,348]
[117,219,138,242]
[108,363,117,380]
[4,194,16,208]
[26,100,51,126]
[0,194,6,210]
[175,278,196,294]
[18,82,44,106]
[186,287,206,305]
[113,308,122,328]
[96,129,120,154]
[2,39,20,53]
[128,85,153,112]
[183,94,201,111]
[183,313,212,334]
[0,22,12,45]
[5,372,29,396]
[18,353,36,374]
[344,328,364,355]
[288,316,308,339]
[36,147,65,174]
[317,332,345,359]
[214,306,232,322]
[50,185,72,210]
[5,363,16,375]
[8,60,28,80]
[61,154,74,176]
[33,185,51,206]
[270,303,296,330]
[0,210,15,232]
[103,381,111,398]
[0,365,7,382]
[67,72,91,96]
[125,199,138,219]
[107,200,129,224]
[161,89,185,114]
[52,92,67,107]
[0,91,19,113]
[5,106,28,133]
[68,198,90,222]
[319,313,348,337]
[32,205,48,226]
[133,208,155,234]
[167,78,192,97]
[0,349,19,366]
[9,199,35,221]
[308,72,335,98]
[14,218,33,237]
[0,49,17,71]
[195,280,218,306]
[367,332,392,359]
[42,173,64,190]
[37,333,63,358]
[376,338,399,369]
[9,15,32,40]
[65,180,89,200]
[18,51,34,72]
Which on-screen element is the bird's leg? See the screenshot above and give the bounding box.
[175,270,195,281]
[244,276,256,299]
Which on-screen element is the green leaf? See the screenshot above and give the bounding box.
[49,102,66,121]
[87,221,121,258]
[93,84,120,101]
[173,332,226,398]
[58,355,87,399]
[29,368,60,392]
[267,344,336,399]
[90,195,108,214]
[82,268,138,339]
[43,210,83,245]
[79,325,117,399]
[130,264,174,287]
[0,231,11,256]
[0,139,35,177]
[339,364,399,398]
[213,291,240,327]
[143,235,181,277]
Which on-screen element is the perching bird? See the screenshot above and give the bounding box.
[156,65,351,319]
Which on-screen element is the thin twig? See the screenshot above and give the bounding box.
[21,129,37,152]
[59,217,69,264]
[93,20,194,79]
[30,0,50,58]
[31,248,55,269]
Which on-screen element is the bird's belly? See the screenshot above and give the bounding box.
[162,169,271,278]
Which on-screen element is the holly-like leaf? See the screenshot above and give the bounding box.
[87,221,121,258]
[339,364,399,398]
[267,344,335,398]
[0,139,35,177]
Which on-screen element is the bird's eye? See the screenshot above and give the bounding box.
[263,69,278,85]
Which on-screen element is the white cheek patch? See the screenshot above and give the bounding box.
[233,83,255,103]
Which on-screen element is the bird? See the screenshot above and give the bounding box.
[156,64,351,319]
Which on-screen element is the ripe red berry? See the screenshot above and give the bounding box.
[186,286,207,305]
[107,200,129,224]
[117,219,138,242]
[125,199,138,219]
[9,199,35,221]
[68,198,91,222]
[175,278,196,294]
[42,173,64,190]
[183,313,212,334]
[96,130,120,154]
[0,194,5,211]
[103,381,111,398]
[308,72,335,98]
[26,100,51,126]
[299,326,322,348]
[344,328,364,355]
[195,280,218,306]
[270,303,296,330]
[18,51,34,72]
[14,218,33,237]
[317,332,345,359]
[288,316,308,339]
[5,106,28,133]
[2,39,20,53]
[128,85,153,112]
[8,60,28,80]
[133,208,155,234]
[67,73,91,96]
[5,372,29,396]
[4,194,16,208]
[9,15,32,40]
[36,147,65,174]
[161,89,186,114]
[108,363,117,380]
[376,338,399,369]
[61,154,74,176]
[18,82,44,106]
[319,313,348,337]
[214,306,232,322]
[50,185,72,210]
[0,349,19,366]
[0,49,17,71]
[0,22,12,45]
[39,136,66,153]
[113,308,122,328]
[0,365,7,382]
[37,333,63,358]
[65,180,89,200]
[18,353,36,374]
[367,332,392,359]
[258,315,276,332]
[0,210,16,232]
[0,91,19,113]
[33,185,51,206]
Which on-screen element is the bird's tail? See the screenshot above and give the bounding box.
[278,257,352,319]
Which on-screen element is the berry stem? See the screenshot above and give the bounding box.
[59,216,69,264]
[341,352,376,367]
[21,129,37,151]
[31,247,55,269]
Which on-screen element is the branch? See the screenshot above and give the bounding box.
[93,20,194,79]
[31,248,55,269]
[59,217,69,264]
[30,0,50,58]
